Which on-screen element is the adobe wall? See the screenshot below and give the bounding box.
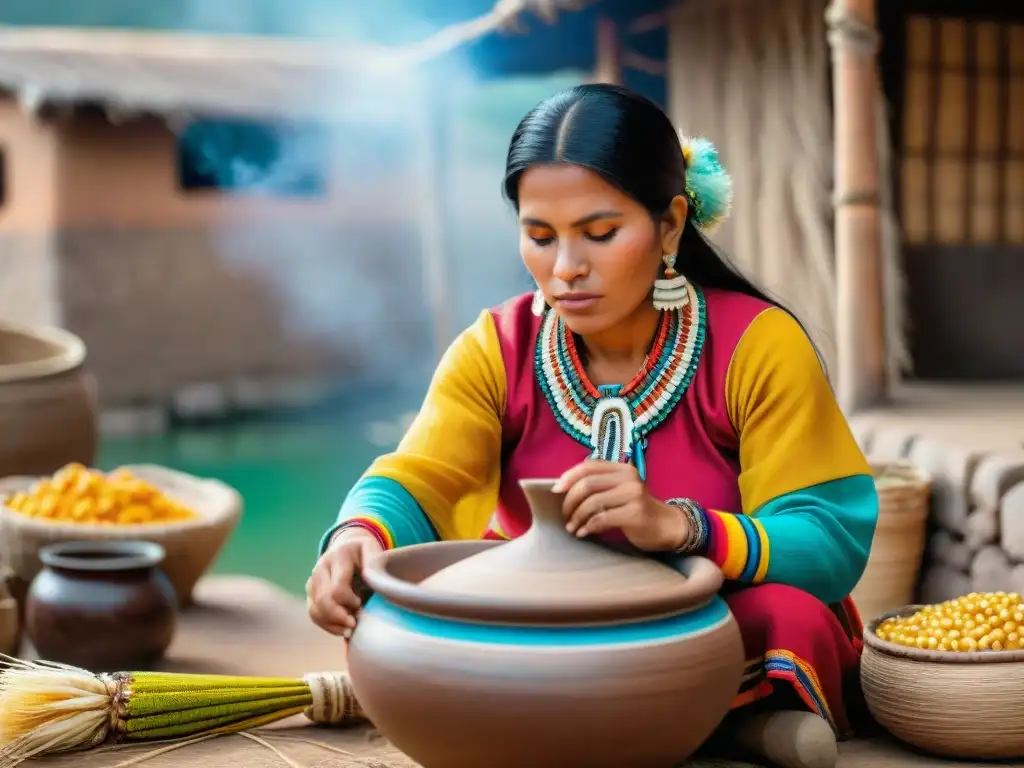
[57,223,432,406]
[44,113,433,407]
[0,98,61,327]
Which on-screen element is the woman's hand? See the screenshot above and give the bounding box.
[306,527,384,637]
[554,460,689,552]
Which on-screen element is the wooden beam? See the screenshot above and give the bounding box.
[827,0,887,413]
[622,50,667,77]
[592,16,622,85]
[628,11,670,36]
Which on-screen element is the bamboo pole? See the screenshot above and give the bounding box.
[592,16,623,85]
[826,0,887,413]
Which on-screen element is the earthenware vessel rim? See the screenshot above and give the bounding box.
[865,605,1024,663]
[0,322,86,384]
[38,541,166,572]
[361,478,724,625]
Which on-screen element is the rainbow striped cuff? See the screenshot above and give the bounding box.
[318,515,397,555]
[317,476,439,559]
[336,517,395,550]
[705,510,770,583]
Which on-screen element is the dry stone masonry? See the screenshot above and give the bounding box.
[851,412,1024,605]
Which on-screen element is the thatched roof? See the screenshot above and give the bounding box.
[0,27,417,121]
[0,0,670,121]
[0,3,605,121]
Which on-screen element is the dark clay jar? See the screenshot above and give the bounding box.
[25,540,177,672]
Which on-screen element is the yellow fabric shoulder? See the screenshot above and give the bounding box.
[365,310,506,541]
[724,307,870,514]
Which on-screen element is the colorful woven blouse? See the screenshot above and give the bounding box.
[321,287,878,607]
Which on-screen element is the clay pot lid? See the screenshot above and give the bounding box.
[364,479,723,625]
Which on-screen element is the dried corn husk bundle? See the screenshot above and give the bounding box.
[0,656,364,767]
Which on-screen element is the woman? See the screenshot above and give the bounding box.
[307,84,878,767]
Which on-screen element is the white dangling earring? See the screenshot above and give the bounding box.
[652,252,689,311]
[531,289,547,317]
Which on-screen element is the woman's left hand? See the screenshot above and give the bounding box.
[553,460,687,552]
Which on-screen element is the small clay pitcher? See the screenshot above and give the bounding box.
[25,541,177,672]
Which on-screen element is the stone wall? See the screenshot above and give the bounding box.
[55,223,434,407]
[852,406,1024,604]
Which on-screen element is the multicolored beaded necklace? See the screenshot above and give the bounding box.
[535,281,706,479]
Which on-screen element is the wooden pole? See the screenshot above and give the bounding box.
[826,0,887,413]
[416,78,455,360]
[592,16,623,85]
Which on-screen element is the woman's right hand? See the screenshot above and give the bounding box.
[306,527,384,637]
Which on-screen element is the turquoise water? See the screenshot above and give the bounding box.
[97,408,401,597]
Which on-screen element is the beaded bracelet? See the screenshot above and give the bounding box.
[333,520,390,551]
[665,498,709,555]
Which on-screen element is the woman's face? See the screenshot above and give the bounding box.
[518,164,686,337]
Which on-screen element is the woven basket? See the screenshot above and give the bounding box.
[862,606,1024,759]
[850,460,931,623]
[0,464,242,607]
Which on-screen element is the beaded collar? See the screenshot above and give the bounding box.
[535,281,706,478]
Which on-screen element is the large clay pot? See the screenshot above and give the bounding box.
[25,540,177,672]
[0,322,98,478]
[348,479,745,768]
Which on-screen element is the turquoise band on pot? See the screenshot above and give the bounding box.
[362,595,729,646]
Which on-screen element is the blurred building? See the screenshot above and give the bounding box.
[0,29,435,408]
[0,0,1021,410]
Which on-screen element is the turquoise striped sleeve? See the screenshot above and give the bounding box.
[317,476,439,556]
[752,473,878,605]
[700,474,877,604]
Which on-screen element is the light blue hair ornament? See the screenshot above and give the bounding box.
[679,135,733,234]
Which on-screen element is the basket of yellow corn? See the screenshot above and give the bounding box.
[862,592,1024,760]
[0,463,242,606]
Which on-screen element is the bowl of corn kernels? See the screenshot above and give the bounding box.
[862,592,1024,759]
[0,463,242,606]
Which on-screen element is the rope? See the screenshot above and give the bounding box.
[107,734,223,768]
[262,733,401,766]
[101,673,131,744]
[302,671,367,726]
[833,190,880,208]
[825,2,881,58]
[238,733,305,768]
